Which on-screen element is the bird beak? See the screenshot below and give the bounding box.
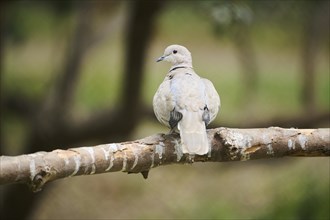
[156,56,165,62]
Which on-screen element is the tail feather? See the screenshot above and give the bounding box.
[178,111,209,155]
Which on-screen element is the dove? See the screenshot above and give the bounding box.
[153,45,220,155]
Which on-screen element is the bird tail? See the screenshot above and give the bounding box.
[178,111,209,155]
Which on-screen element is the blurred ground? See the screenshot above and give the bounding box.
[1,1,330,219]
[30,158,329,219]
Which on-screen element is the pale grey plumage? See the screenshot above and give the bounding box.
[153,45,220,155]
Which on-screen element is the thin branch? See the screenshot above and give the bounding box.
[1,127,329,192]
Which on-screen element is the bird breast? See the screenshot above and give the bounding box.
[169,71,206,112]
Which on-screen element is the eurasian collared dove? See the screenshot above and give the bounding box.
[153,45,220,155]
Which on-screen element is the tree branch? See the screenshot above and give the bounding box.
[1,127,329,191]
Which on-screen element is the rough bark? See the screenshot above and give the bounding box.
[1,127,329,192]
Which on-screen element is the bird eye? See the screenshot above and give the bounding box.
[173,50,177,54]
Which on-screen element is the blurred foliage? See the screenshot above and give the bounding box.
[3,1,73,44]
[1,0,329,219]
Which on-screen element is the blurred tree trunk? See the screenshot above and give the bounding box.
[301,1,329,114]
[0,1,164,220]
[232,24,258,99]
[1,3,95,220]
[0,0,4,155]
[119,0,164,126]
[27,1,94,151]
[206,1,258,99]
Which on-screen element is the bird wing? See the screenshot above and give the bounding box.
[201,78,220,124]
[153,76,175,128]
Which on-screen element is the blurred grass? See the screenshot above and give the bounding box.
[2,2,330,219]
[29,158,329,220]
[73,37,124,115]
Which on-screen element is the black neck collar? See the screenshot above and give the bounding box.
[169,66,191,72]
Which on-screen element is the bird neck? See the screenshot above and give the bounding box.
[169,64,193,72]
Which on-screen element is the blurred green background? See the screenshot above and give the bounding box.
[1,0,329,219]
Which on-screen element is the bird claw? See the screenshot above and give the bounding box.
[187,154,195,163]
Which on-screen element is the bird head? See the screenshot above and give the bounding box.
[156,45,192,67]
